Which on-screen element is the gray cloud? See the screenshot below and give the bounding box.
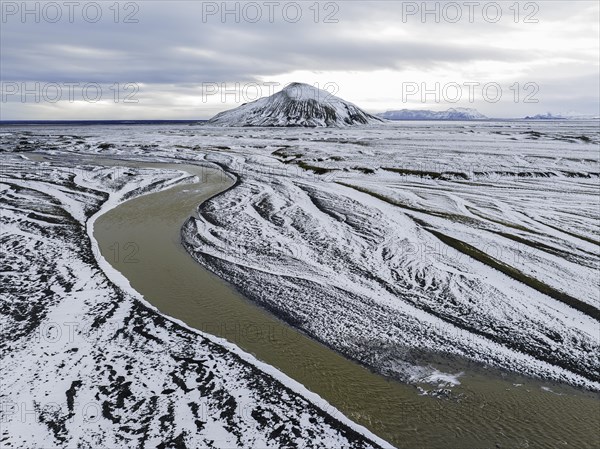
[1,1,598,118]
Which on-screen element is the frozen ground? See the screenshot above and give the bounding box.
[1,120,599,445]
[182,121,600,389]
[0,151,388,448]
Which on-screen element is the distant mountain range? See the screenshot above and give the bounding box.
[208,83,384,127]
[523,112,599,120]
[377,107,487,121]
[524,113,567,120]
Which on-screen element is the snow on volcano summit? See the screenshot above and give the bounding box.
[208,82,385,127]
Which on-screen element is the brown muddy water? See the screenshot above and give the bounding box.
[92,159,599,449]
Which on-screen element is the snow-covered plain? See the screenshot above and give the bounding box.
[182,121,600,390]
[0,149,389,447]
[1,120,599,444]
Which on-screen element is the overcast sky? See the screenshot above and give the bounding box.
[1,1,598,119]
